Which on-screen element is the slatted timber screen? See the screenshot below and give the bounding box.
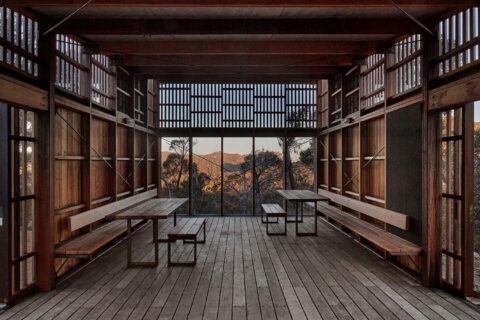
[344,66,360,117]
[147,80,158,128]
[360,54,385,111]
[0,7,39,77]
[436,7,479,77]
[387,34,422,97]
[317,80,329,128]
[159,83,317,129]
[55,34,89,97]
[91,54,114,111]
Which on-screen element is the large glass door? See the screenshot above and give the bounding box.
[8,107,37,302]
[439,107,464,293]
[471,102,480,296]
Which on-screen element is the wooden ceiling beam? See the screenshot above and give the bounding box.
[7,0,472,7]
[121,54,355,67]
[131,66,338,75]
[56,18,425,35]
[147,73,332,83]
[99,40,377,56]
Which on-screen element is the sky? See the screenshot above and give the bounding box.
[162,137,312,156]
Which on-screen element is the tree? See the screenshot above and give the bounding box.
[161,138,189,197]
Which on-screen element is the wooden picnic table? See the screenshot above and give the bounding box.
[276,190,329,236]
[107,198,188,267]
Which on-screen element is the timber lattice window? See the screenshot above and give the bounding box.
[0,7,39,77]
[360,54,385,111]
[91,54,114,111]
[159,83,317,129]
[387,34,422,97]
[55,34,89,97]
[436,7,480,77]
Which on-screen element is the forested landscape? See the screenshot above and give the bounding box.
[160,137,314,215]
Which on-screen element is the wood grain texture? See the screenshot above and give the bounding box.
[70,189,157,231]
[317,188,409,230]
[3,217,479,320]
[109,197,188,220]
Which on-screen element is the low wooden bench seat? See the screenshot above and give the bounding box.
[261,204,287,235]
[54,190,157,260]
[168,218,206,266]
[55,219,142,258]
[311,189,422,257]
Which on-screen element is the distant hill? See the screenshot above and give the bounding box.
[475,122,480,131]
[161,151,246,178]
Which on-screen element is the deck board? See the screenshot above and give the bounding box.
[1,217,480,320]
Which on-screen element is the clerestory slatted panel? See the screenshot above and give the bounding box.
[387,34,422,97]
[0,7,39,77]
[55,34,88,96]
[436,6,480,77]
[91,54,114,110]
[361,53,385,111]
[159,83,317,129]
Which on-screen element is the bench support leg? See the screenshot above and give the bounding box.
[267,215,287,236]
[262,210,279,224]
[127,218,159,268]
[168,237,198,267]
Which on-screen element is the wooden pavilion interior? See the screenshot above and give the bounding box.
[1,1,480,319]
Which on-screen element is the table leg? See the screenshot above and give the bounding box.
[174,211,177,226]
[153,218,159,265]
[296,201,317,237]
[127,219,132,266]
[295,202,299,234]
[128,218,159,267]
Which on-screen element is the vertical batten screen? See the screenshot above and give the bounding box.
[91,54,114,111]
[387,34,422,97]
[159,83,317,129]
[0,7,39,77]
[436,7,479,77]
[360,54,385,110]
[55,34,88,97]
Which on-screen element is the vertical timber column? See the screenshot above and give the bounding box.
[422,34,441,287]
[36,34,56,291]
[0,103,9,303]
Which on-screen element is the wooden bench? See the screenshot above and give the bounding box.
[167,218,206,266]
[311,189,422,257]
[55,189,157,260]
[261,204,287,235]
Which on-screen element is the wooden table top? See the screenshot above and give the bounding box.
[108,198,188,220]
[277,189,329,202]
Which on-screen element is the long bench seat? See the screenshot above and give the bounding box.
[315,202,421,256]
[55,219,142,258]
[54,189,157,260]
[311,189,422,257]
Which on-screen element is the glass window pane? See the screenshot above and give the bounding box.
[224,138,253,215]
[473,101,480,293]
[192,138,221,215]
[160,137,189,215]
[254,138,284,215]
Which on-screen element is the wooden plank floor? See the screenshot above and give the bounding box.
[2,217,480,320]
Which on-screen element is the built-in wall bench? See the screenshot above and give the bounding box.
[310,189,422,257]
[55,189,157,260]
